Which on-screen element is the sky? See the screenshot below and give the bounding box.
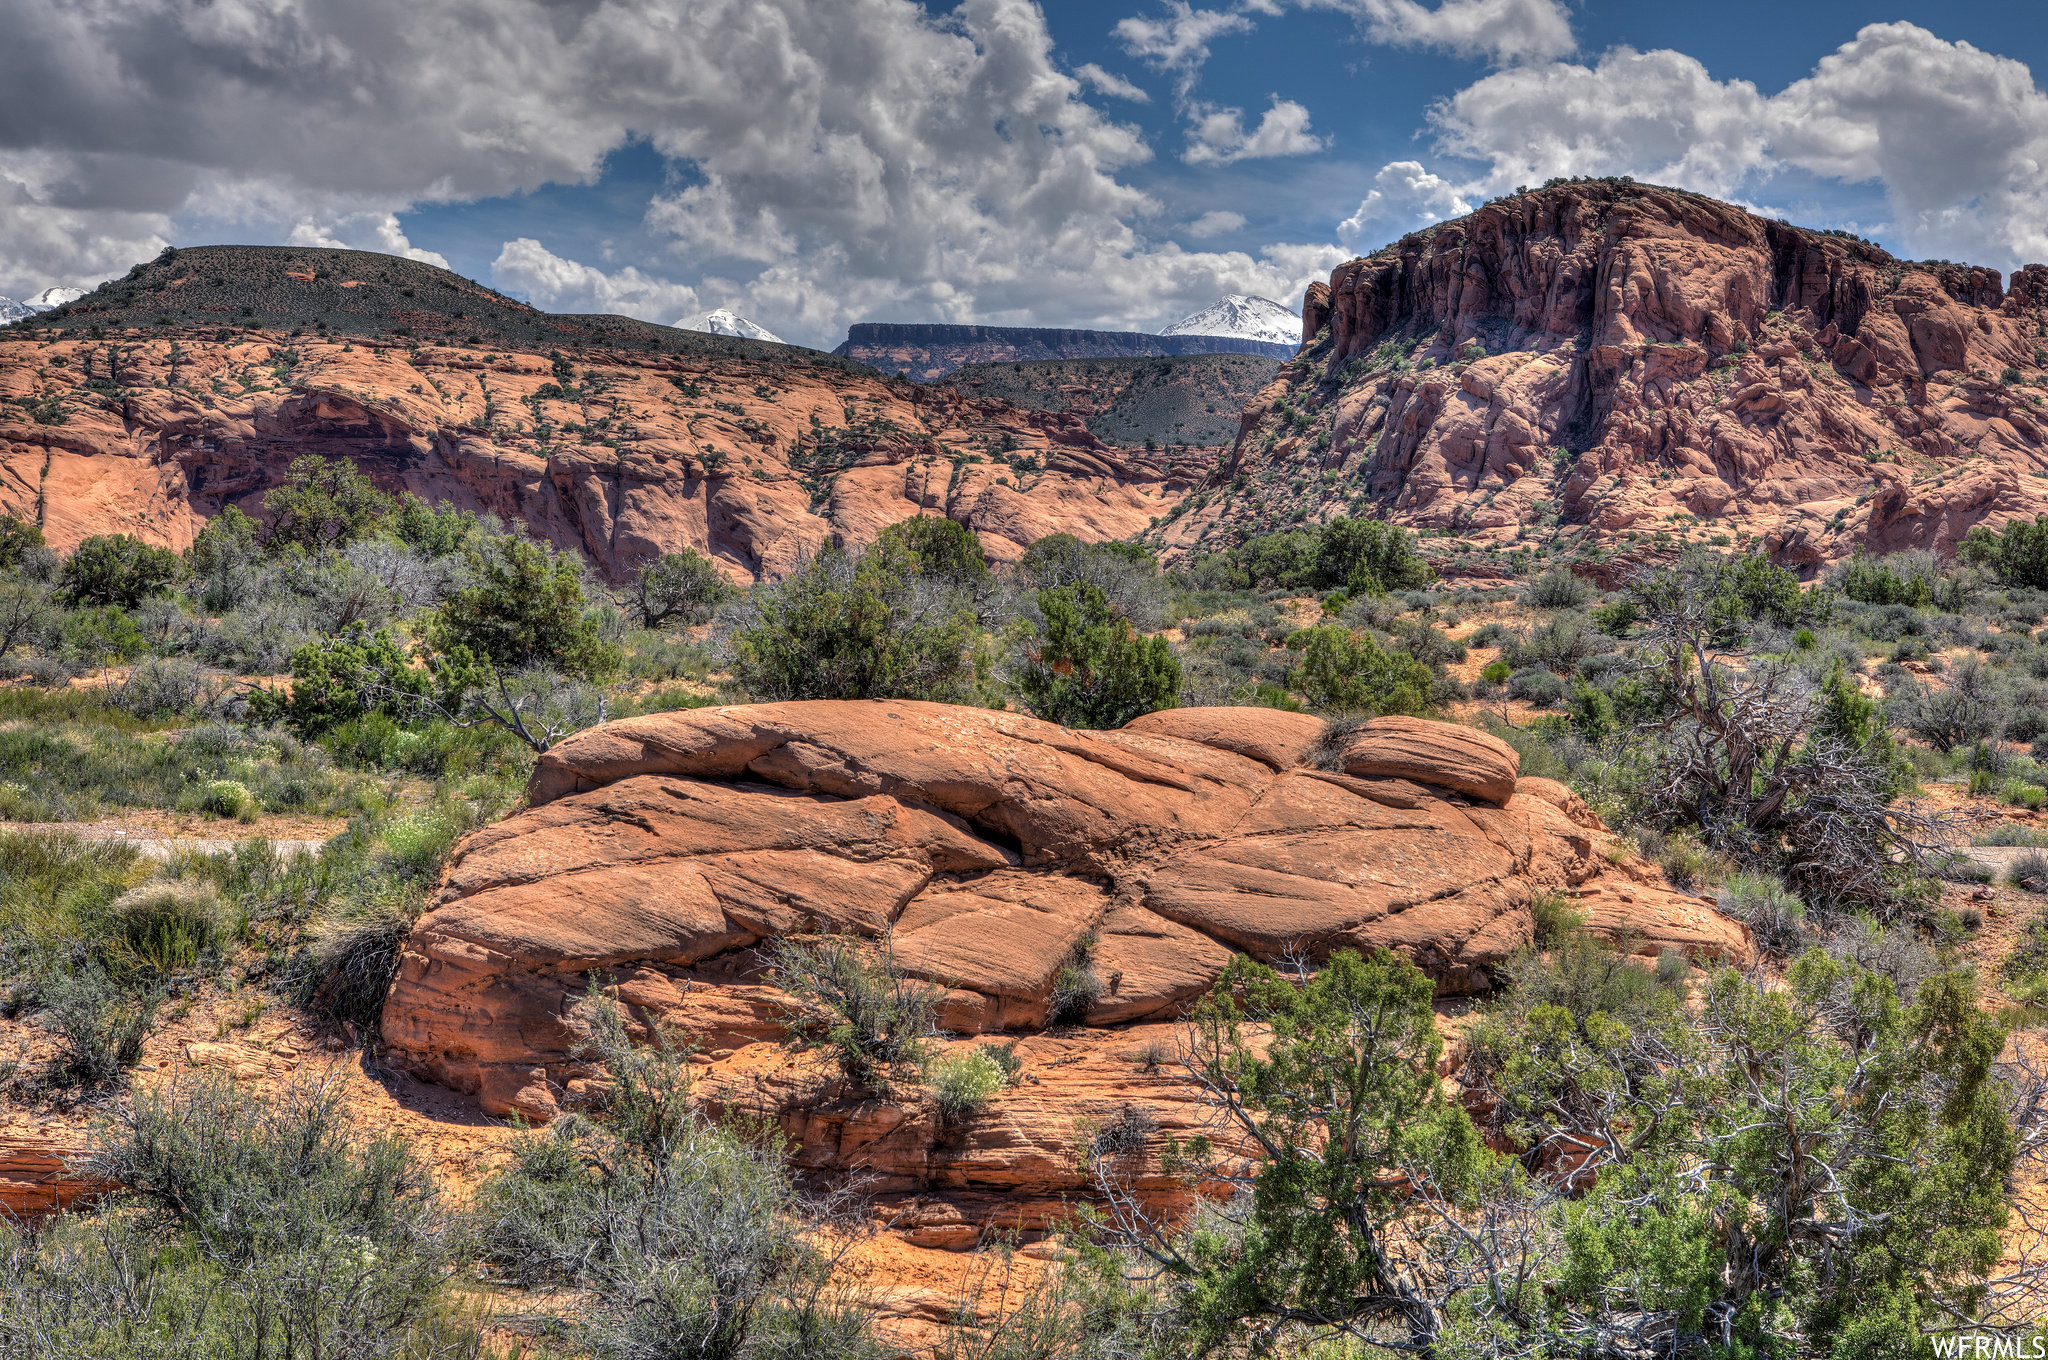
[3,1,2048,350]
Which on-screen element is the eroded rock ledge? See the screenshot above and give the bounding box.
[382,703,1748,1124]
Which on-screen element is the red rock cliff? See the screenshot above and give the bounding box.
[1157,181,2048,571]
[0,333,1205,581]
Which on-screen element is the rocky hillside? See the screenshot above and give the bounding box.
[938,352,1280,449]
[1153,180,2048,575]
[837,322,1296,381]
[0,249,1207,580]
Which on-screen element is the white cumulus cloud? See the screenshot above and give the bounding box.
[1427,46,1770,196]
[1184,98,1327,165]
[1185,209,1248,237]
[1336,160,1473,249]
[490,238,699,321]
[1076,63,1151,102]
[1315,0,1576,65]
[286,212,448,269]
[1114,1,1256,91]
[0,0,1348,344]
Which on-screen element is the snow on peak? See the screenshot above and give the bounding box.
[0,286,87,323]
[1158,294,1300,346]
[674,308,785,345]
[27,287,85,310]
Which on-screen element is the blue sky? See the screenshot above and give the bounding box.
[5,1,2048,349]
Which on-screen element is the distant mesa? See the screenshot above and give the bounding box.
[1158,294,1301,347]
[836,301,1299,382]
[674,307,784,345]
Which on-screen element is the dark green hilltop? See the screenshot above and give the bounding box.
[5,243,874,374]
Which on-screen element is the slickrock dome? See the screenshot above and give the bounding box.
[381,702,1749,1125]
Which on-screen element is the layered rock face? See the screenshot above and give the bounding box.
[0,332,1200,581]
[1162,182,2048,570]
[381,702,1746,1236]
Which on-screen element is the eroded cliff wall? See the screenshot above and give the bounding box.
[1158,181,2048,572]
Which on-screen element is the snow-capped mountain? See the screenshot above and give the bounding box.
[26,287,85,311]
[674,308,785,345]
[1159,294,1300,347]
[0,286,87,324]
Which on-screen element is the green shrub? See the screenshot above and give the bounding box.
[261,455,395,553]
[1654,829,1715,889]
[1288,625,1434,717]
[1015,583,1179,729]
[42,965,158,1086]
[469,991,881,1356]
[426,532,620,679]
[1181,516,1429,594]
[1529,892,1586,948]
[1524,567,1592,610]
[767,933,938,1091]
[58,534,179,609]
[107,877,230,969]
[1048,937,1104,1027]
[730,533,989,704]
[1479,658,1512,685]
[1507,666,1566,707]
[624,548,735,629]
[1718,871,1807,954]
[197,778,256,820]
[927,1048,1006,1117]
[0,513,45,570]
[1961,513,2048,589]
[1839,554,1935,607]
[9,1071,475,1355]
[249,623,437,739]
[979,1039,1024,1085]
[2005,777,2047,809]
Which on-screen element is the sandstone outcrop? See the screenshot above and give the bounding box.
[380,703,1750,1234]
[0,330,1201,583]
[1158,181,2048,573]
[1339,715,1521,805]
[0,1134,112,1219]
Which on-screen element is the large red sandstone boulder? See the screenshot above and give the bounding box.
[381,703,1749,1132]
[376,702,1752,1248]
[389,705,1545,1114]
